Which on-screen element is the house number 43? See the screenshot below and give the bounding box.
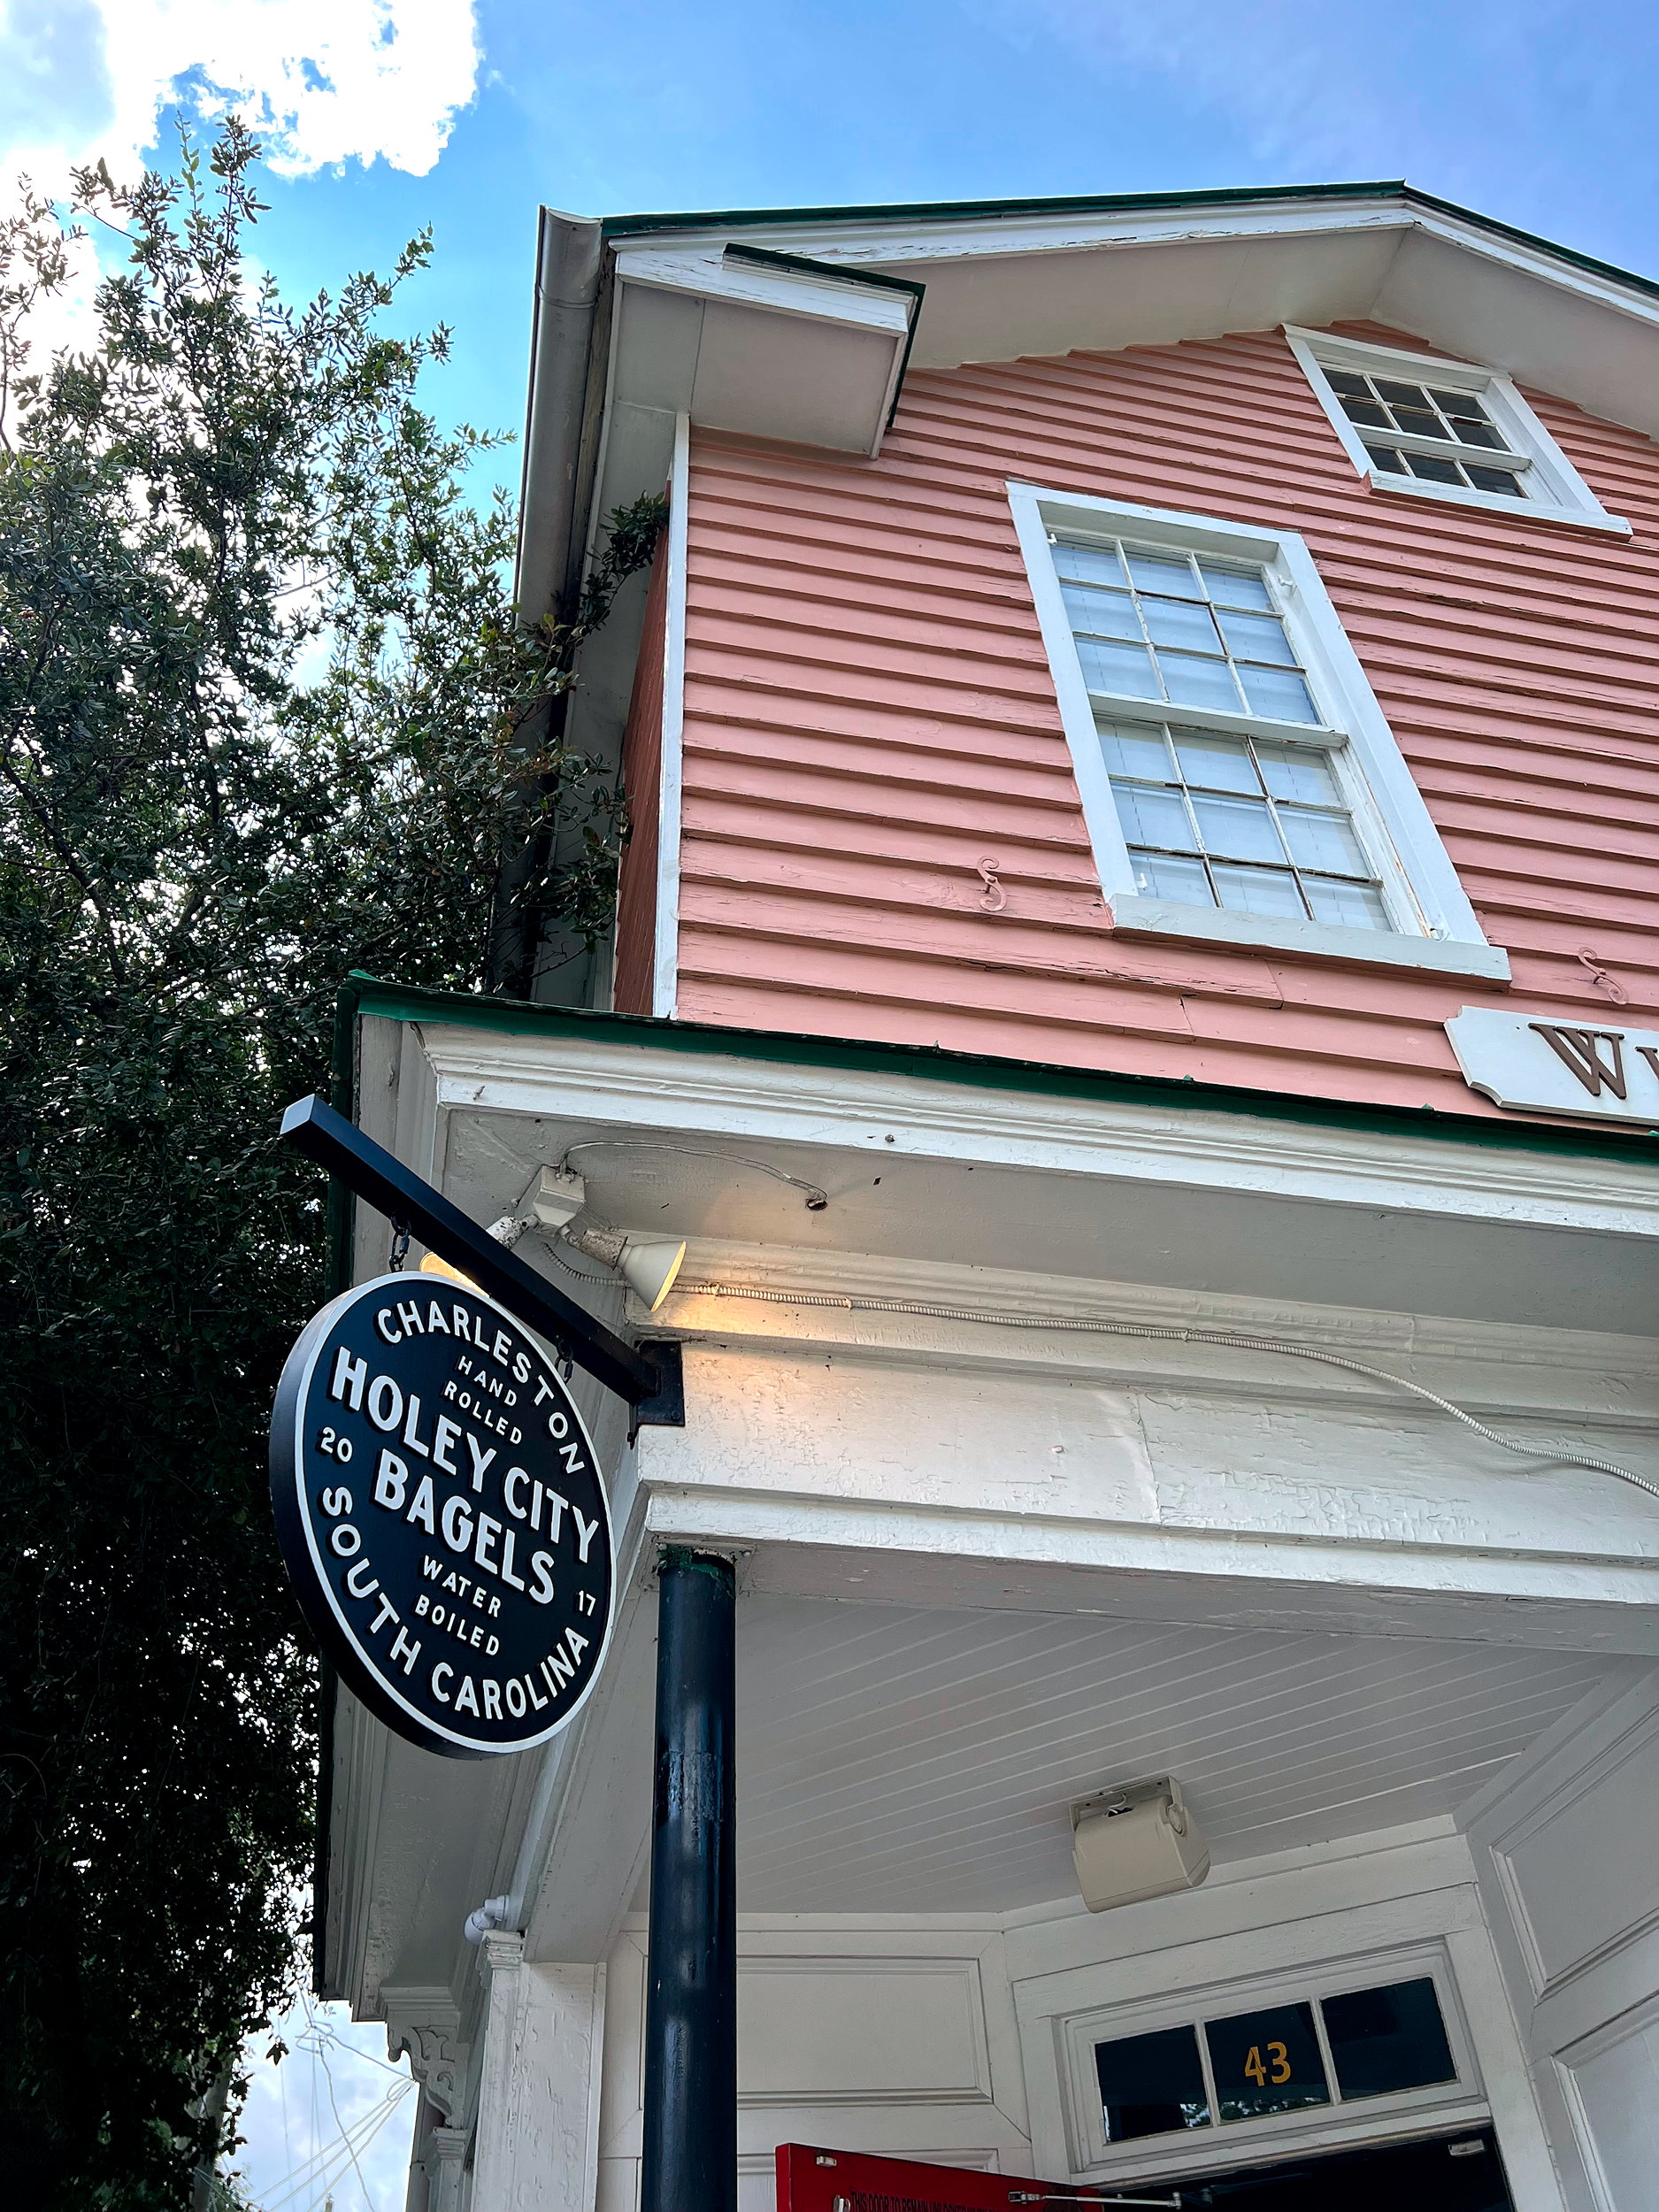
[1242,2042,1292,2086]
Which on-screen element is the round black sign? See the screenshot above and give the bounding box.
[271,1272,615,1758]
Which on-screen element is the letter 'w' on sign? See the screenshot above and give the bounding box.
[1529,1024,1629,1099]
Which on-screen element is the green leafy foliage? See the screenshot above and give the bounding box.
[0,124,663,2207]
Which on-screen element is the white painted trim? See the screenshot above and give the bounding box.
[652,413,690,1020]
[1055,1936,1486,2183]
[1110,895,1509,979]
[413,1025,1659,1238]
[621,195,1659,349]
[619,243,913,337]
[1284,326,1630,535]
[1007,482,1507,979]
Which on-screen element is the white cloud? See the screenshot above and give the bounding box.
[0,0,478,424]
[0,0,480,182]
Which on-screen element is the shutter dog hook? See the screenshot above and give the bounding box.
[1577,949,1629,1006]
[976,856,1006,913]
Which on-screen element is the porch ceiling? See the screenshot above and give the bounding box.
[731,1594,1616,1915]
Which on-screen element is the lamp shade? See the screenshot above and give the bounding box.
[617,1236,687,1313]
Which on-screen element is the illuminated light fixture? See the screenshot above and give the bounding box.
[1071,1777,1209,1912]
[419,1250,479,1288]
[565,1224,687,1313]
[529,1166,687,1313]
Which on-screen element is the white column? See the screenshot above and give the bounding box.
[470,1931,607,2212]
[426,2124,470,2212]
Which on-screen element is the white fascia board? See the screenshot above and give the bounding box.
[628,196,1419,272]
[1284,326,1631,536]
[411,1026,1659,1240]
[634,196,1659,348]
[613,242,912,336]
[610,245,910,457]
[1401,204,1659,344]
[1007,481,1506,979]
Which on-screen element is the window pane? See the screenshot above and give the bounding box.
[1304,878,1393,931]
[1364,444,1404,472]
[1132,852,1215,905]
[1432,388,1490,422]
[1211,864,1307,919]
[1321,1978,1455,2100]
[1217,610,1298,668]
[1466,465,1524,496]
[1256,743,1341,805]
[1125,550,1200,596]
[1205,2002,1331,2123]
[1279,805,1370,875]
[1172,731,1258,794]
[1112,781,1197,851]
[1237,664,1319,724]
[1098,724,1173,780]
[1053,541,1125,587]
[1200,565,1273,611]
[1160,652,1241,711]
[1141,597,1222,654]
[1192,793,1284,864]
[1340,397,1391,429]
[1078,636,1160,699]
[1407,451,1463,485]
[1063,582,1141,640]
[1389,407,1444,441]
[1451,419,1502,450]
[1374,380,1430,409]
[1094,2024,1211,2144]
[1325,370,1372,398]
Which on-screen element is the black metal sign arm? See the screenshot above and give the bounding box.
[279,1093,660,1404]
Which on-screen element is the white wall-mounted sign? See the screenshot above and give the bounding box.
[1446,1007,1659,1125]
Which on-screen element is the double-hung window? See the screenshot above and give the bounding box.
[1285,327,1628,534]
[1010,485,1509,979]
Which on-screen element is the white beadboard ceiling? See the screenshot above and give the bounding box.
[733,1594,1613,1913]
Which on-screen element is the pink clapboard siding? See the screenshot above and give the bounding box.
[670,321,1659,1117]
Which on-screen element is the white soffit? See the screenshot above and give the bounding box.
[610,245,913,456]
[611,195,1659,444]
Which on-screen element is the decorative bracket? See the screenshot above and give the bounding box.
[387,2021,470,2121]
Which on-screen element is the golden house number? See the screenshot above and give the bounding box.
[1242,2041,1293,2087]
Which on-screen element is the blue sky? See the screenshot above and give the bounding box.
[6,0,1659,497]
[4,1,1658,2202]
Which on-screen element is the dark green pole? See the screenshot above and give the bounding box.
[640,1548,736,2212]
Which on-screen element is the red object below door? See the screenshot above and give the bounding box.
[774,2146,1177,2212]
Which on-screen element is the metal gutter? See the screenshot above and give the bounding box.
[600,179,1659,313]
[339,972,1659,1167]
[514,207,607,626]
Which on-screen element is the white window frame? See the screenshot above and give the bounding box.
[1009,482,1510,980]
[1286,326,1630,537]
[1057,1939,1489,2187]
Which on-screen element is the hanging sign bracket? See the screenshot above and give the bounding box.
[279,1093,663,1405]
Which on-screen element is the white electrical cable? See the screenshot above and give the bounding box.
[677,1280,1659,1502]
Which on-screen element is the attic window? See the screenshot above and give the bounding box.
[1284,327,1629,535]
[1321,372,1525,498]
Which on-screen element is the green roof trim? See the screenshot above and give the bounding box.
[339,974,1659,1169]
[599,179,1659,311]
